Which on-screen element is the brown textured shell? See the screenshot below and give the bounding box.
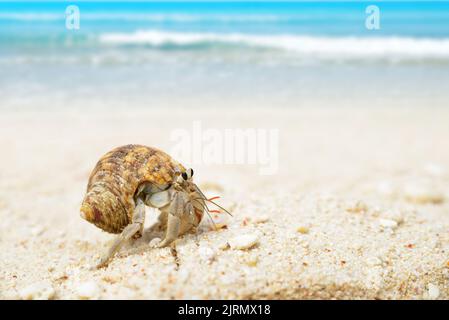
[80,144,185,234]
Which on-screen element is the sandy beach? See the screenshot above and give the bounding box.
[1,0,449,300]
[1,106,448,299]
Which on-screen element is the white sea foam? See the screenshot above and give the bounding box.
[99,30,449,61]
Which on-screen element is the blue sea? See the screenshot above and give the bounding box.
[1,1,449,110]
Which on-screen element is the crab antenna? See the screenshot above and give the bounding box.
[193,184,210,202]
[192,184,233,217]
[205,199,233,217]
[191,197,233,217]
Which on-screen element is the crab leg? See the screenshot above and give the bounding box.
[158,214,181,248]
[96,197,146,268]
[158,191,185,248]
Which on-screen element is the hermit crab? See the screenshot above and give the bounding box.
[80,144,229,268]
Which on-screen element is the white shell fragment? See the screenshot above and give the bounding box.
[229,234,259,250]
[76,281,100,299]
[148,190,170,208]
[19,281,55,300]
[383,210,404,224]
[378,218,398,229]
[427,283,440,299]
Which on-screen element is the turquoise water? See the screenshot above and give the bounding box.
[2,1,449,37]
[1,2,449,111]
[1,1,449,63]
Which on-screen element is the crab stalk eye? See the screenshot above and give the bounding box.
[182,168,194,180]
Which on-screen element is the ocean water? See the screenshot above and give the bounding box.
[2,1,449,63]
[1,1,449,110]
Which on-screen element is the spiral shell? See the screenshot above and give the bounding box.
[80,144,184,233]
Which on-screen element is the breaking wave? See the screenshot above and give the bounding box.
[99,30,449,62]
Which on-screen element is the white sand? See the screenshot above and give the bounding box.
[0,107,448,299]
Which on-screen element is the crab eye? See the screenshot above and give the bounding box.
[188,168,194,177]
[182,172,188,180]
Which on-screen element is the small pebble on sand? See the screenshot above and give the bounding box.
[345,200,368,213]
[76,281,100,299]
[253,215,270,224]
[244,256,259,267]
[19,281,55,300]
[296,226,309,234]
[427,283,440,299]
[229,234,259,250]
[219,242,230,250]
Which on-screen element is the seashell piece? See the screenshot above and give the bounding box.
[427,283,440,299]
[378,218,398,229]
[76,281,100,299]
[229,234,259,250]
